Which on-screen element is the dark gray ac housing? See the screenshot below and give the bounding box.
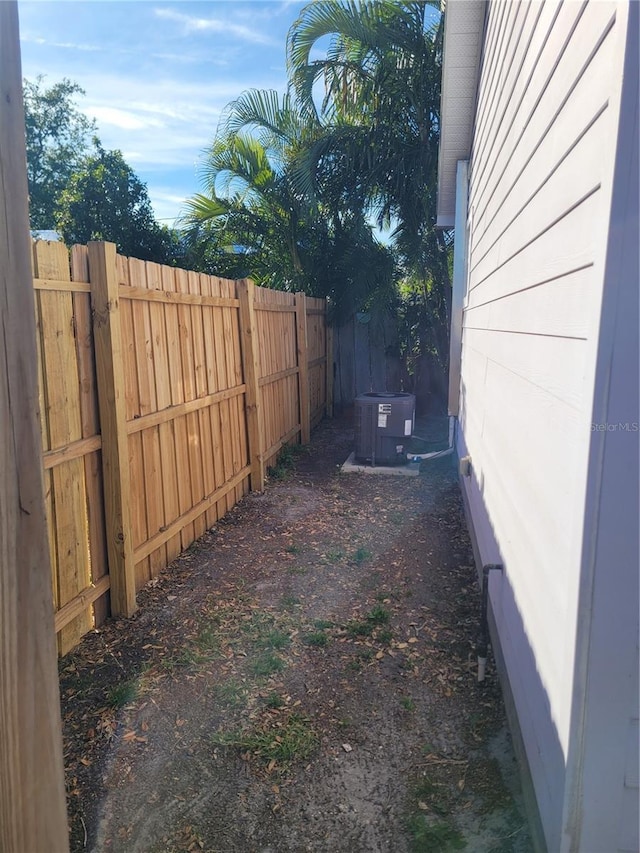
[354,392,415,466]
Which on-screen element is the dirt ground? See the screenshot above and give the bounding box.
[59,415,533,853]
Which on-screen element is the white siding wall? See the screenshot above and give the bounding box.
[456,2,631,849]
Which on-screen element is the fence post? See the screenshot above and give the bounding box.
[237,279,265,491]
[295,292,311,443]
[325,310,334,418]
[87,241,137,617]
[0,3,69,848]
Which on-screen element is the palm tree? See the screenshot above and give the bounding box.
[184,87,395,318]
[287,0,451,374]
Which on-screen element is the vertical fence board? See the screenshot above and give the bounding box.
[34,241,92,654]
[238,279,265,491]
[127,258,158,580]
[296,293,310,443]
[87,241,136,617]
[70,245,109,625]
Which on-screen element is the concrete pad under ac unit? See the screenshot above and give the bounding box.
[340,452,421,477]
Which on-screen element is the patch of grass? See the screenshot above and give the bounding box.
[313,619,334,630]
[347,648,374,670]
[400,696,416,712]
[250,651,285,678]
[160,619,221,670]
[268,444,300,480]
[407,815,466,852]
[106,679,138,709]
[303,631,329,648]
[265,692,286,709]
[240,612,290,651]
[285,543,301,554]
[414,777,449,818]
[214,679,247,709]
[352,547,372,563]
[279,594,300,610]
[212,713,318,765]
[366,604,390,625]
[346,619,374,638]
[325,549,345,563]
[377,627,394,645]
[346,605,390,638]
[259,629,290,650]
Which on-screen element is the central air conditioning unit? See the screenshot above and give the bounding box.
[354,392,415,466]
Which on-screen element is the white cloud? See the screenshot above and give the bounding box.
[154,8,278,46]
[90,106,165,131]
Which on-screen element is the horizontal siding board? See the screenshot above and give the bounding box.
[470,95,610,281]
[462,325,587,411]
[471,19,615,261]
[464,267,592,339]
[466,191,600,307]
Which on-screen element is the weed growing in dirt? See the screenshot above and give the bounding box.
[268,443,306,480]
[346,620,374,638]
[325,549,344,563]
[214,679,247,710]
[303,631,329,648]
[107,679,138,709]
[346,648,375,671]
[265,692,286,709]
[285,543,301,554]
[279,594,300,610]
[259,629,290,650]
[413,776,453,818]
[212,713,318,765]
[286,565,307,576]
[346,604,390,638]
[352,547,372,563]
[400,696,416,712]
[406,814,466,852]
[250,651,285,677]
[313,619,334,630]
[377,627,394,644]
[241,613,290,652]
[366,604,390,624]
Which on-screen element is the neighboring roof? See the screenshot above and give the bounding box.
[436,0,486,228]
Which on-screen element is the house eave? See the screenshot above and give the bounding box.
[436,0,487,226]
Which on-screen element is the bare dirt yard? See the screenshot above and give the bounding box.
[60,415,532,853]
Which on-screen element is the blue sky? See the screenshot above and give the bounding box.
[18,1,309,225]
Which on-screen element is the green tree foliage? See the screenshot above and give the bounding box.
[55,143,174,262]
[24,76,97,229]
[184,89,395,319]
[287,0,452,374]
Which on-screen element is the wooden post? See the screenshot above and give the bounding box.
[87,241,137,617]
[295,292,311,443]
[237,279,265,491]
[326,313,334,418]
[0,3,69,849]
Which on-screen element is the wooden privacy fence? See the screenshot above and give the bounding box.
[33,240,332,655]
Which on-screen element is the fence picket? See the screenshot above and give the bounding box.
[87,241,137,618]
